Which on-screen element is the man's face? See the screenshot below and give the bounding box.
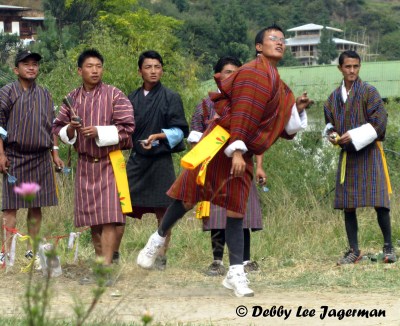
[139,58,163,85]
[220,63,239,81]
[338,57,360,84]
[255,29,286,65]
[14,58,39,81]
[78,57,103,87]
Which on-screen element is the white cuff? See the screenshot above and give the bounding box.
[59,125,77,145]
[187,131,203,143]
[224,140,248,157]
[95,126,119,147]
[285,104,308,135]
[323,122,335,136]
[0,126,7,140]
[347,123,378,151]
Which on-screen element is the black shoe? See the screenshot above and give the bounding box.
[112,251,120,265]
[154,255,167,271]
[337,249,362,265]
[383,245,396,263]
[204,260,226,276]
[244,261,260,273]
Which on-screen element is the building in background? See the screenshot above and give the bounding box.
[286,23,367,66]
[0,5,44,45]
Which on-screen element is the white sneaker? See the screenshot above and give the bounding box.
[137,232,165,269]
[222,270,254,297]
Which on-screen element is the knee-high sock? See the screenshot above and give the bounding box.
[211,229,225,261]
[157,200,188,237]
[225,217,244,266]
[376,207,392,246]
[344,210,359,252]
[243,228,251,262]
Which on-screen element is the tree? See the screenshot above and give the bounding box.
[318,27,337,65]
[0,33,22,66]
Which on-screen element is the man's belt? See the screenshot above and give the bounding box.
[78,154,106,163]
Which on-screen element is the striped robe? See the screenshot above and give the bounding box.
[324,78,389,209]
[52,82,135,227]
[190,96,262,230]
[168,55,295,214]
[0,80,57,209]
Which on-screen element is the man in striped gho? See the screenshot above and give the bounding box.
[324,50,396,265]
[137,24,312,297]
[0,50,64,266]
[53,49,135,271]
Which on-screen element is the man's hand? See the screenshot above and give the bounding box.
[296,91,314,112]
[256,167,267,185]
[52,152,65,171]
[230,150,246,177]
[0,153,9,174]
[140,133,165,150]
[337,131,352,145]
[80,126,98,139]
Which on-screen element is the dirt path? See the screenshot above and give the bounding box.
[1,265,399,325]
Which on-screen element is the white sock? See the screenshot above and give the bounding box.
[152,231,166,245]
[229,264,244,273]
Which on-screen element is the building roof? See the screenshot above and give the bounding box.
[22,16,44,21]
[287,23,342,33]
[0,5,30,11]
[279,61,400,101]
[285,37,366,47]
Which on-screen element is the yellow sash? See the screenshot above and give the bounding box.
[340,151,347,184]
[109,150,132,213]
[181,125,230,185]
[377,141,392,195]
[195,201,210,219]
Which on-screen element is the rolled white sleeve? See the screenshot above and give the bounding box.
[187,130,203,143]
[59,125,77,145]
[348,123,378,151]
[95,126,119,147]
[285,104,308,135]
[224,140,248,157]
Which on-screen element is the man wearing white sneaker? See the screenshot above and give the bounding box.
[137,24,311,297]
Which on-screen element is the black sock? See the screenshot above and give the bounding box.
[157,200,188,237]
[243,229,250,262]
[344,210,359,253]
[376,207,392,247]
[225,217,244,266]
[211,229,225,261]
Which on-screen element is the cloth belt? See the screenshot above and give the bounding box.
[181,125,230,185]
[78,154,105,163]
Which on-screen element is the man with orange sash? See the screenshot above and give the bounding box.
[53,49,135,269]
[324,50,396,265]
[137,24,312,297]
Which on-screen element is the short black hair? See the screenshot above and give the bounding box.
[138,50,163,69]
[213,56,242,73]
[338,50,361,66]
[77,49,104,68]
[255,23,285,54]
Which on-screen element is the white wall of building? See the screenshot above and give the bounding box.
[0,21,4,33]
[11,21,20,35]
